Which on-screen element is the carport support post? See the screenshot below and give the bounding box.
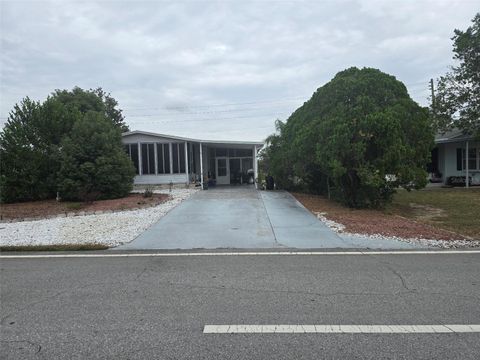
[184,141,189,185]
[254,145,258,189]
[466,140,469,188]
[200,142,204,189]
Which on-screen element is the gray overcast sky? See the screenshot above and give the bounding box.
[0,0,478,141]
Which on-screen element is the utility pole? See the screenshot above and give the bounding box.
[430,78,435,112]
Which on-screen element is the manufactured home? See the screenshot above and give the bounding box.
[122,131,264,187]
[431,130,480,186]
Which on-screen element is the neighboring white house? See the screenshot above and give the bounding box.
[432,129,480,186]
[122,130,264,187]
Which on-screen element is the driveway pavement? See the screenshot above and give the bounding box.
[118,186,418,250]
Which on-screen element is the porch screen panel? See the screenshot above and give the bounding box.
[172,143,179,173]
[171,143,186,173]
[163,144,170,174]
[156,143,164,173]
[242,158,253,172]
[217,159,227,176]
[216,148,227,157]
[236,148,253,157]
[179,144,186,173]
[141,143,155,175]
[157,143,172,174]
[125,144,139,175]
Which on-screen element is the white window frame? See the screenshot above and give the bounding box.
[462,147,479,171]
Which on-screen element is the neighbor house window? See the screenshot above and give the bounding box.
[141,143,155,175]
[461,148,479,170]
[124,144,139,174]
[156,143,171,174]
[171,143,186,173]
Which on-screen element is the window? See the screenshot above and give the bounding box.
[157,143,171,174]
[124,144,139,174]
[460,148,479,170]
[141,143,155,175]
[171,143,186,174]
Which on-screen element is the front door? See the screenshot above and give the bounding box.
[216,157,229,185]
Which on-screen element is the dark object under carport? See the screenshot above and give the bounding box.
[266,175,275,190]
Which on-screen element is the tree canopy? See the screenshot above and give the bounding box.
[51,87,129,132]
[433,13,480,137]
[58,113,135,201]
[0,87,133,203]
[263,67,434,208]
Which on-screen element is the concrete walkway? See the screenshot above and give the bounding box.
[117,186,419,250]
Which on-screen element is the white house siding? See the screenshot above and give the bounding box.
[439,140,480,183]
[133,174,188,185]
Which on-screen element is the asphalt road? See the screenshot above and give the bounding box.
[1,251,479,359]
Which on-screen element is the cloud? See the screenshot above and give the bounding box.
[1,0,478,140]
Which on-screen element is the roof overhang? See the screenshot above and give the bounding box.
[122,130,264,147]
[434,128,476,144]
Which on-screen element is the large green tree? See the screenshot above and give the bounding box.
[0,97,80,202]
[0,87,132,203]
[58,112,135,201]
[433,13,480,137]
[264,67,434,208]
[51,87,129,132]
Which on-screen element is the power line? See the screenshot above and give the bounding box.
[122,96,305,111]
[123,104,296,117]
[126,112,287,124]
[405,80,430,87]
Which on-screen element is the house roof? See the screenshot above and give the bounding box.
[435,129,476,144]
[122,130,264,146]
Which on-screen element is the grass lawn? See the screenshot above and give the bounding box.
[0,244,109,252]
[388,187,480,239]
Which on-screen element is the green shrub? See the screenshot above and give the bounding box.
[143,187,154,198]
[263,67,434,208]
[0,87,130,203]
[57,112,135,201]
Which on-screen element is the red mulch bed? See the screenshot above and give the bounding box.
[292,192,464,241]
[0,193,170,221]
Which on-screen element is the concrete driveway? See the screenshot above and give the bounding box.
[117,186,418,250]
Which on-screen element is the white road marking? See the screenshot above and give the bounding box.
[0,250,479,259]
[203,324,480,334]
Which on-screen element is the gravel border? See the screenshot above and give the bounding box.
[314,211,480,249]
[0,189,198,248]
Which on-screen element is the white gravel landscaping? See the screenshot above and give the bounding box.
[314,211,480,249]
[0,188,198,248]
